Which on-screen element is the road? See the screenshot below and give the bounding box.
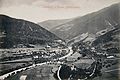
[0,47,73,80]
[105,68,120,73]
[57,65,62,80]
[57,47,73,60]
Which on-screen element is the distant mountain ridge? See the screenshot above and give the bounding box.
[43,3,120,40]
[0,15,61,48]
[38,19,72,30]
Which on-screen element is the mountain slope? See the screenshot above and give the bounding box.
[0,15,61,48]
[51,3,120,40]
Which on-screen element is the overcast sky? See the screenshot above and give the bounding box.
[0,0,120,23]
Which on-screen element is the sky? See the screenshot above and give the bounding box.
[0,0,120,23]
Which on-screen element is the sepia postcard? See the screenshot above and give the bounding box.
[0,0,120,80]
